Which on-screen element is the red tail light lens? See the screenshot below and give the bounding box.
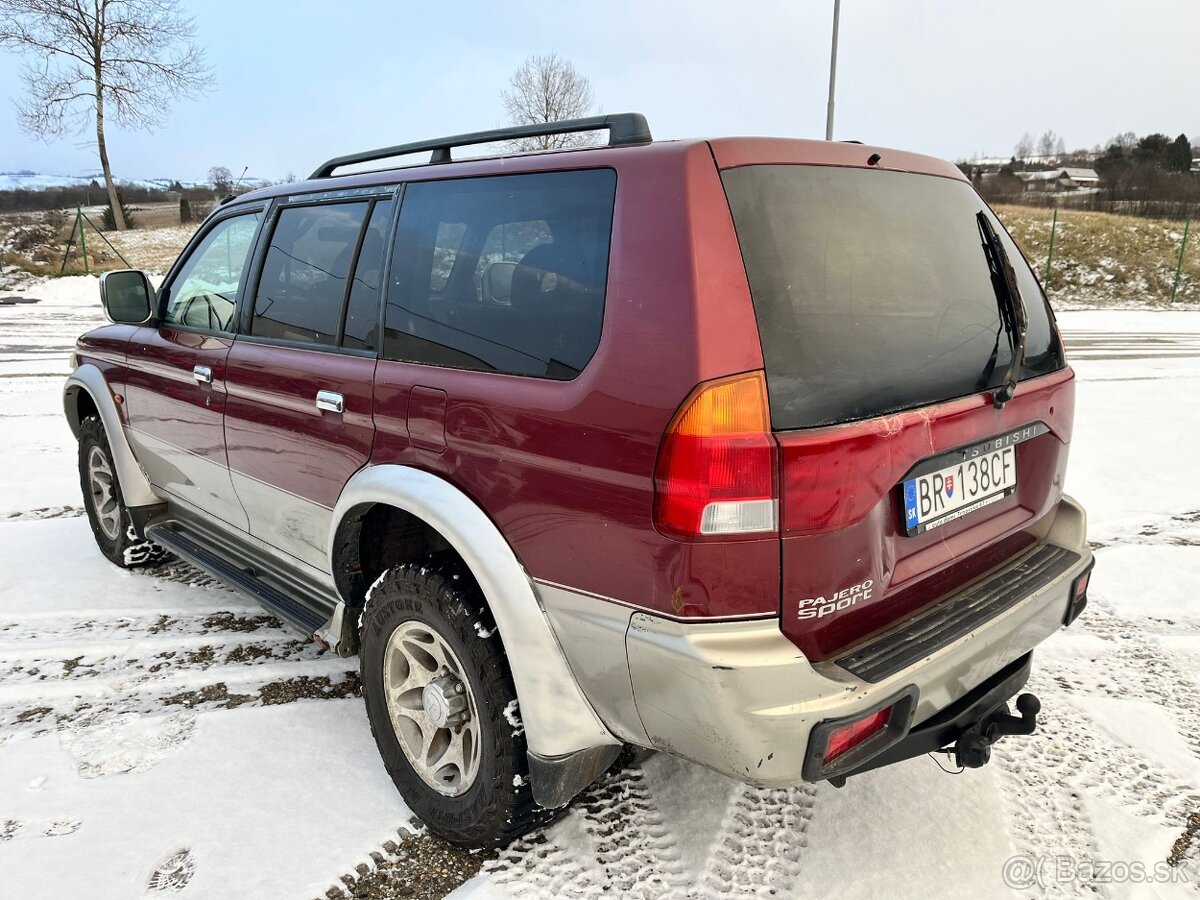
[654,371,778,540]
[823,707,891,764]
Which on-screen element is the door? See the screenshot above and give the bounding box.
[124,210,264,529]
[223,196,393,571]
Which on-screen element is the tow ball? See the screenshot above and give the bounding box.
[953,693,1041,769]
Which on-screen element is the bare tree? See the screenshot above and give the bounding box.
[1014,133,1034,162]
[501,52,595,151]
[1037,130,1061,160]
[208,165,233,195]
[0,0,212,230]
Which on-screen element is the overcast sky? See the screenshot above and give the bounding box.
[0,0,1196,182]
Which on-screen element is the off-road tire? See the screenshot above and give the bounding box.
[77,415,164,568]
[360,555,552,848]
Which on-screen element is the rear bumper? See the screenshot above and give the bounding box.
[621,494,1091,786]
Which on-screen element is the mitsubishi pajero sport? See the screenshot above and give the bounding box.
[66,114,1094,848]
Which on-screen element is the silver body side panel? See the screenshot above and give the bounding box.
[125,427,249,531]
[536,581,650,746]
[332,465,619,760]
[229,470,332,572]
[64,365,162,508]
[163,490,339,594]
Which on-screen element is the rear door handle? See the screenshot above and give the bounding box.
[316,390,345,413]
[193,365,213,384]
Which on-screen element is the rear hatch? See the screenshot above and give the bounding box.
[720,161,1073,661]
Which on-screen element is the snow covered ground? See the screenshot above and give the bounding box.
[0,278,1197,898]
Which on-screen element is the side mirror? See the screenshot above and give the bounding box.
[99,270,156,325]
[481,261,517,305]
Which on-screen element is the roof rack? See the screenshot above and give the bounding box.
[310,113,653,179]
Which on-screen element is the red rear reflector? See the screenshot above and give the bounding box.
[1065,562,1094,627]
[823,706,891,764]
[654,371,778,540]
[1073,571,1090,598]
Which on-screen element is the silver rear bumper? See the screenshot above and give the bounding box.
[543,495,1091,787]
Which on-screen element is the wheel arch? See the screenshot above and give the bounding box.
[329,465,620,764]
[64,364,161,508]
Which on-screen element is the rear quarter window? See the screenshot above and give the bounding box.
[383,169,616,380]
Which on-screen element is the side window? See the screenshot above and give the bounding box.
[342,198,395,352]
[384,169,616,379]
[163,212,261,331]
[252,202,369,345]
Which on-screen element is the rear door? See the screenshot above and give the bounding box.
[223,194,394,571]
[720,164,1072,661]
[124,209,264,530]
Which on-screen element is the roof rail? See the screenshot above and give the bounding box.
[309,113,653,179]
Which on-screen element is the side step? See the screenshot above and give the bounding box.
[147,524,327,634]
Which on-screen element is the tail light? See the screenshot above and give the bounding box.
[653,371,777,540]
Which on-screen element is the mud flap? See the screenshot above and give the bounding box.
[528,745,623,809]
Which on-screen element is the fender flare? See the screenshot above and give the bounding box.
[64,364,162,508]
[330,464,619,762]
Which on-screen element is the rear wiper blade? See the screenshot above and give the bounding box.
[976,211,1028,409]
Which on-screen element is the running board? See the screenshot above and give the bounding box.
[147,523,328,635]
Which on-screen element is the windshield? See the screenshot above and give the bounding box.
[721,165,1063,429]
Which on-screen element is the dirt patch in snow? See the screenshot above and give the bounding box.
[321,828,490,900]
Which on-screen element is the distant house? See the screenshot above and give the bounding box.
[1016,167,1099,192]
[1191,157,1200,175]
[1062,167,1100,186]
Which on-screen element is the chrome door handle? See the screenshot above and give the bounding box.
[316,390,344,413]
[193,365,213,384]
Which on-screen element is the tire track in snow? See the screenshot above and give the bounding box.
[0,609,289,645]
[1071,599,1200,765]
[694,784,817,898]
[1,505,84,523]
[994,685,1110,899]
[576,765,686,897]
[996,673,1200,895]
[487,829,594,898]
[0,562,357,744]
[487,765,687,898]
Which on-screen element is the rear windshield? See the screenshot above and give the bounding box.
[721,165,1064,429]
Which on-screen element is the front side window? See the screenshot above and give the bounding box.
[252,202,370,345]
[384,169,616,380]
[163,212,261,331]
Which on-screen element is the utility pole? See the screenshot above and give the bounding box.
[825,0,842,140]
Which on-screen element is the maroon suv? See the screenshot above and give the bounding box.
[66,114,1093,848]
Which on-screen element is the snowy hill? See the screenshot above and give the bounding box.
[0,170,273,192]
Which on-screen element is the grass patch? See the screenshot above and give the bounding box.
[996,204,1199,307]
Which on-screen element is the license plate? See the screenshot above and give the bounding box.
[898,417,1058,539]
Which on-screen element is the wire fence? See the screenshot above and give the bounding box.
[984,192,1200,221]
[996,202,1198,305]
[119,200,218,228]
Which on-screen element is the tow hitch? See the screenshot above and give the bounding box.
[821,654,1039,785]
[953,692,1040,768]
